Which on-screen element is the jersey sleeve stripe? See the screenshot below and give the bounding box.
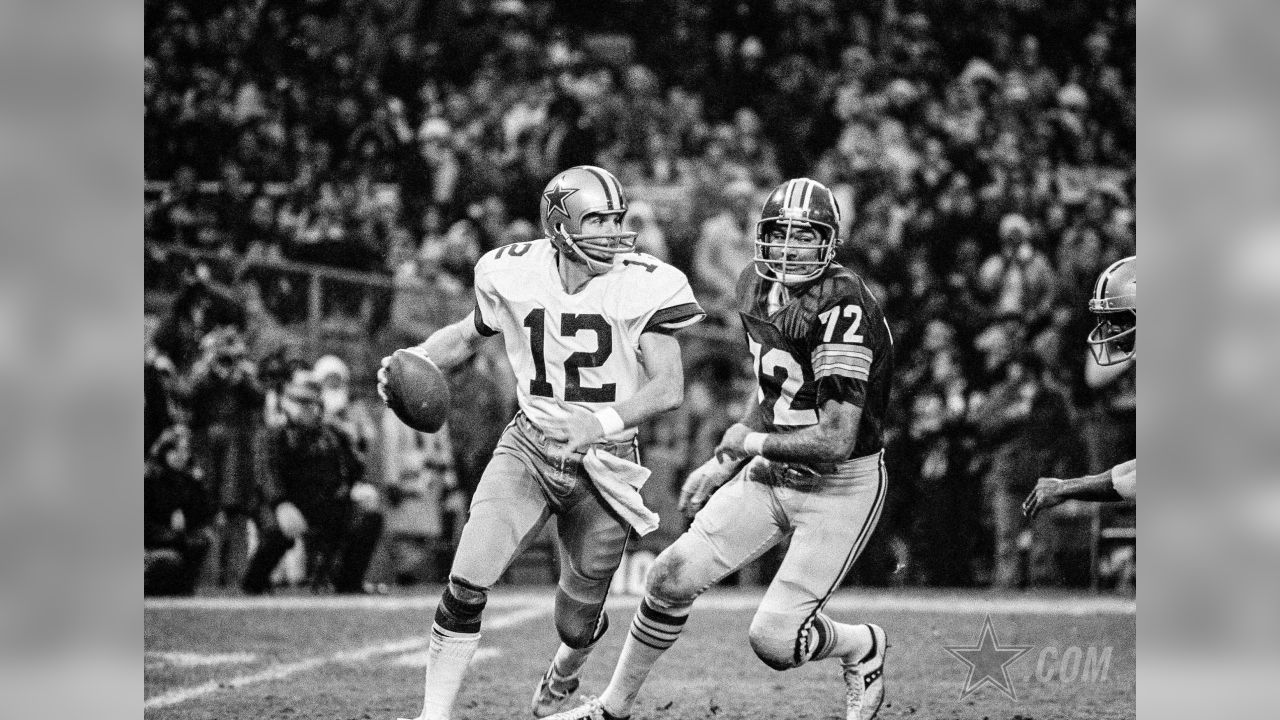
[814,362,870,381]
[814,358,871,375]
[644,302,706,332]
[473,302,499,337]
[812,346,873,366]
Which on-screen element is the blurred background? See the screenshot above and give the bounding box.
[9,0,1280,717]
[142,0,1137,600]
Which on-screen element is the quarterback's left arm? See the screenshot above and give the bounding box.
[544,331,685,451]
[716,397,860,464]
[1022,458,1135,519]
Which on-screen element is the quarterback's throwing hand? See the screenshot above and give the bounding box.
[1022,478,1066,519]
[376,354,393,404]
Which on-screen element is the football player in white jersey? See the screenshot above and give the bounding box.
[548,178,893,720]
[1023,256,1137,517]
[378,165,704,720]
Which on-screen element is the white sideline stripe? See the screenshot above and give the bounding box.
[392,646,500,667]
[146,592,1132,616]
[145,651,258,669]
[144,605,549,709]
[145,594,556,612]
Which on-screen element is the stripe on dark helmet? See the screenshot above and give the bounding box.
[799,178,815,211]
[782,179,798,209]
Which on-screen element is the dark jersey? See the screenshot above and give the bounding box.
[735,263,895,459]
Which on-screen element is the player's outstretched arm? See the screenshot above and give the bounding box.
[716,397,861,465]
[1022,458,1135,519]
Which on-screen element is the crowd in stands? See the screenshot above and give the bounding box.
[145,0,1136,593]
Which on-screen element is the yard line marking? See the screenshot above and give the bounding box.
[392,646,500,667]
[144,651,257,669]
[145,594,555,612]
[146,591,1131,615]
[144,604,550,709]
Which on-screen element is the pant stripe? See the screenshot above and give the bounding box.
[792,454,888,665]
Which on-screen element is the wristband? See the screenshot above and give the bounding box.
[743,432,768,456]
[593,407,626,436]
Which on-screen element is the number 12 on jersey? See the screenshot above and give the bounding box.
[523,308,617,402]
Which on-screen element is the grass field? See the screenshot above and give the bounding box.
[145,587,1134,720]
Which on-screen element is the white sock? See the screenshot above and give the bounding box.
[600,597,689,717]
[416,624,480,720]
[810,615,873,664]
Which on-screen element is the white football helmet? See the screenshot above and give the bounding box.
[539,165,637,275]
[1086,255,1136,365]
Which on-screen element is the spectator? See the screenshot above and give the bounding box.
[145,426,216,596]
[623,198,669,263]
[145,314,177,454]
[978,212,1058,328]
[313,354,379,458]
[969,351,1073,588]
[182,326,265,587]
[380,404,457,585]
[241,373,384,594]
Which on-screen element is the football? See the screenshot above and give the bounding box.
[385,349,451,433]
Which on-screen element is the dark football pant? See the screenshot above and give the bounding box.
[448,412,635,647]
[144,529,213,596]
[241,503,384,594]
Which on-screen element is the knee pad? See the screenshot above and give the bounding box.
[748,611,807,671]
[554,589,610,649]
[434,576,489,634]
[643,550,702,607]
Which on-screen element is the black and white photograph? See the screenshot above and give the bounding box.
[139,1,1143,717]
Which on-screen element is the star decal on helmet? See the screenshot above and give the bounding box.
[543,182,579,221]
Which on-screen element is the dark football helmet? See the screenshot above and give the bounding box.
[539,165,637,275]
[754,177,841,285]
[1086,255,1136,365]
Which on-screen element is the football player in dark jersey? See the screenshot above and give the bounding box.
[548,178,893,720]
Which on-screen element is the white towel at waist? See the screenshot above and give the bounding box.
[581,447,660,536]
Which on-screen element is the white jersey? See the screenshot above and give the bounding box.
[1111,458,1136,500]
[473,239,704,439]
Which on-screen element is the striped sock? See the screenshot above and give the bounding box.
[599,597,690,717]
[808,614,872,664]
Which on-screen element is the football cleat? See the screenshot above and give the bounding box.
[540,696,629,720]
[531,664,581,718]
[841,624,887,720]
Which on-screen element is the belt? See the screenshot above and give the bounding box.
[750,450,883,488]
[514,412,637,462]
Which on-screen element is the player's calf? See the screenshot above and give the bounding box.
[400,577,488,720]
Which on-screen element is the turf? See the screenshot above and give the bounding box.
[145,587,1134,720]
